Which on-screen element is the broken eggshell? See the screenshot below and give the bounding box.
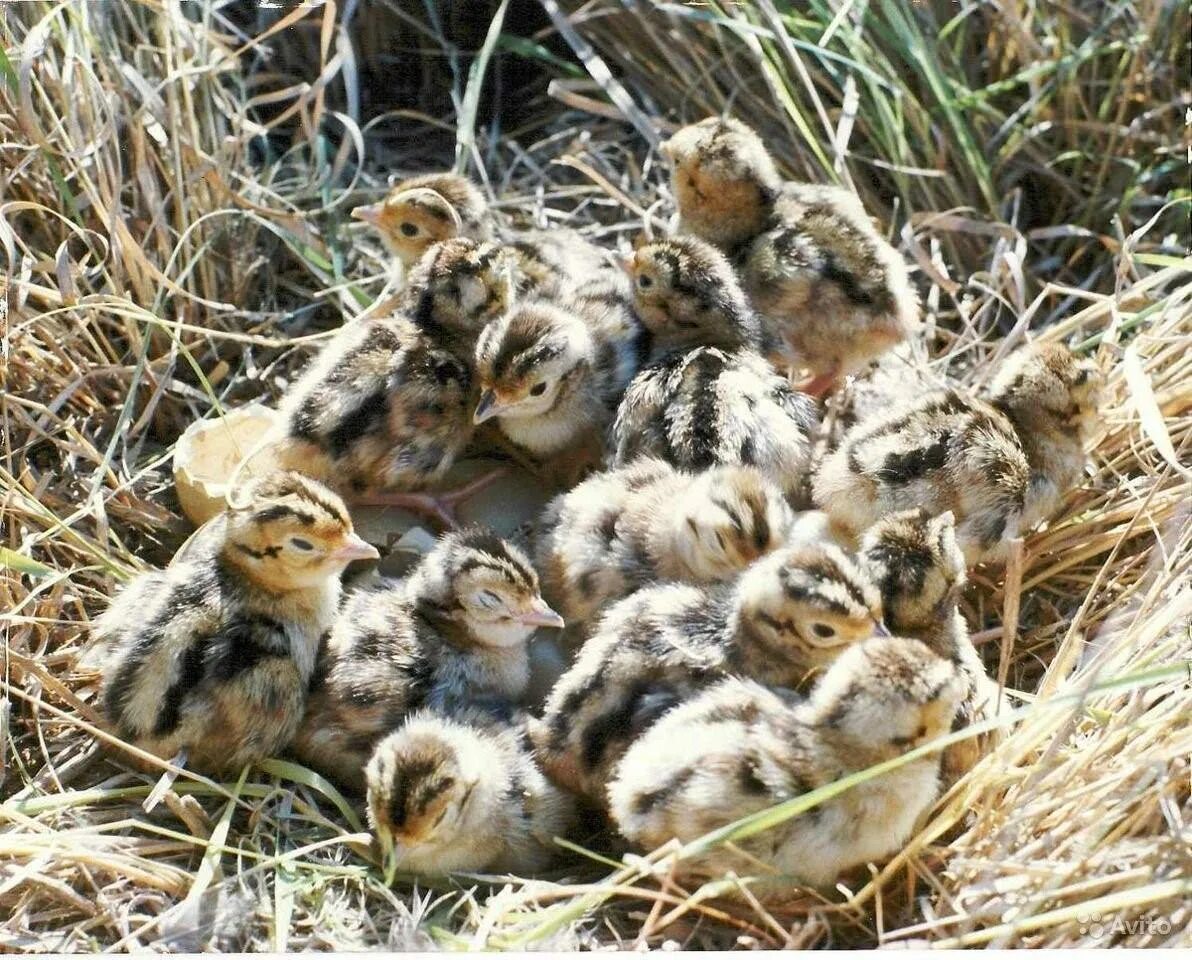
[173,404,282,527]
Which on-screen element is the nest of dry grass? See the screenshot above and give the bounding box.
[1,0,1189,950]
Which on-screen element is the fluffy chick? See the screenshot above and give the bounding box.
[860,508,1006,783]
[366,707,575,877]
[741,181,921,392]
[535,458,794,639]
[813,341,1103,563]
[985,340,1104,532]
[290,528,562,791]
[473,300,645,478]
[662,117,919,393]
[607,636,964,888]
[271,314,496,527]
[352,173,491,268]
[661,116,782,254]
[610,346,818,502]
[96,472,378,773]
[627,236,764,355]
[531,541,883,801]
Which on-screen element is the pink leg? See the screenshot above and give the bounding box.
[352,469,506,529]
[797,370,841,399]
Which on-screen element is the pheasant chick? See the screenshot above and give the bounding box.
[271,314,496,528]
[96,472,377,773]
[473,300,644,480]
[662,117,920,394]
[813,341,1103,562]
[860,508,1005,782]
[608,635,964,888]
[366,707,575,877]
[742,181,921,393]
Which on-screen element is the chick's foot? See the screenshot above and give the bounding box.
[353,469,505,529]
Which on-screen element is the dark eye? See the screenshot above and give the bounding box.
[812,623,836,638]
[637,274,653,289]
[290,537,314,551]
[529,382,547,397]
[1073,369,1090,386]
[891,734,913,747]
[400,222,419,237]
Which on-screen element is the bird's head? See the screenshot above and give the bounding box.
[405,238,518,337]
[626,235,759,352]
[365,715,496,880]
[660,117,781,250]
[223,471,376,592]
[735,541,885,678]
[473,303,594,425]
[409,527,563,648]
[860,508,966,634]
[808,635,965,764]
[353,174,479,266]
[987,341,1105,438]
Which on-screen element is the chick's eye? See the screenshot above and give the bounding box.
[399,221,419,237]
[290,537,314,552]
[812,623,836,639]
[637,274,653,289]
[529,382,548,397]
[477,590,502,609]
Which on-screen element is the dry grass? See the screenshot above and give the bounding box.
[2,0,1189,950]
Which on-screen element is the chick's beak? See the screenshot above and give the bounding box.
[351,203,384,227]
[874,619,892,638]
[516,598,565,630]
[333,533,380,563]
[473,389,500,424]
